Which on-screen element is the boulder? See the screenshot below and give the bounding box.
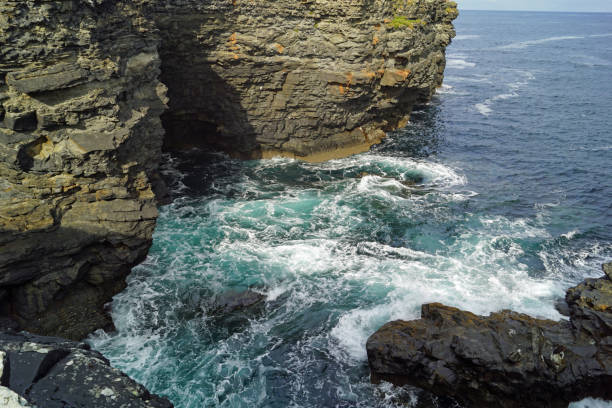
[367,267,612,407]
[0,330,173,408]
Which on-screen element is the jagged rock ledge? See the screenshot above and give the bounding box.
[366,263,612,408]
[0,330,172,407]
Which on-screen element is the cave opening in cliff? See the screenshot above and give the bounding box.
[155,15,259,159]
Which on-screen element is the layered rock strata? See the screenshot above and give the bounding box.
[0,330,172,407]
[0,0,457,340]
[0,0,168,339]
[366,264,612,408]
[154,0,458,159]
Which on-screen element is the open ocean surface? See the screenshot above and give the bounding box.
[89,10,612,408]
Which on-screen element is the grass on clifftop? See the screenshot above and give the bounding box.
[387,16,425,29]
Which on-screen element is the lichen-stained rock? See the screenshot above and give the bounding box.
[0,330,173,407]
[0,1,168,339]
[366,269,612,408]
[153,0,458,160]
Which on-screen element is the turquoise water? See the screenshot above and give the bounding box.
[89,11,612,408]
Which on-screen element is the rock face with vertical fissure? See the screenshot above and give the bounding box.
[366,264,612,408]
[0,0,457,340]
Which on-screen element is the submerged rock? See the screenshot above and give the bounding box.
[0,330,172,408]
[209,290,266,315]
[366,265,612,407]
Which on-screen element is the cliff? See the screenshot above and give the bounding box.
[0,0,167,340]
[155,0,458,160]
[0,0,457,340]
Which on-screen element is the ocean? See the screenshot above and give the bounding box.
[88,10,612,408]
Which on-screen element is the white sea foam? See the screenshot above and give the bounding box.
[445,75,492,84]
[454,34,480,40]
[571,398,612,408]
[311,154,467,189]
[437,83,453,94]
[159,153,188,194]
[436,83,469,96]
[474,91,519,114]
[499,35,585,49]
[475,103,493,116]
[474,70,534,116]
[562,230,580,240]
[446,58,477,69]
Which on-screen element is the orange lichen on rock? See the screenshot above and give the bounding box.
[346,72,354,86]
[397,69,411,80]
[362,70,378,80]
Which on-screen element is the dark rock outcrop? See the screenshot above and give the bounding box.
[366,264,612,407]
[0,330,172,407]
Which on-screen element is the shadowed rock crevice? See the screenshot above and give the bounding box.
[0,225,155,339]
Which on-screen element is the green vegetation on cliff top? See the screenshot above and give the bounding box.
[387,16,425,29]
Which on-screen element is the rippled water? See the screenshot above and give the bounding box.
[89,11,612,408]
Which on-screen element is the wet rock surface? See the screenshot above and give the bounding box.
[367,264,612,408]
[0,330,172,407]
[209,289,266,314]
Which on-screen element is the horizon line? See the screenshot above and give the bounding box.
[459,9,612,14]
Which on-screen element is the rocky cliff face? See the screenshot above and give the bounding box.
[155,0,457,160]
[366,264,612,408]
[0,0,457,340]
[0,0,168,339]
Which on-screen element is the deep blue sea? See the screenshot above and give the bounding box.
[89,11,612,408]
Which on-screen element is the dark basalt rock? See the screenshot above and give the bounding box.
[366,264,612,408]
[0,330,173,408]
